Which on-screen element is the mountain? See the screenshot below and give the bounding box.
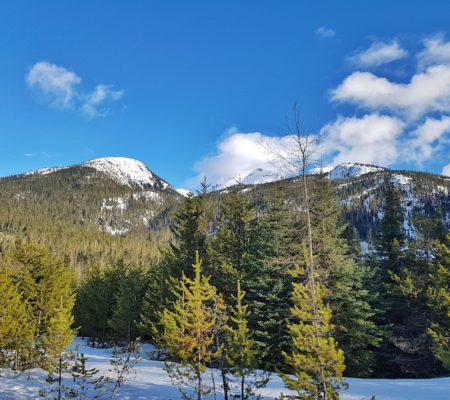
[215,163,450,244]
[0,157,182,269]
[2,157,450,269]
[212,168,281,190]
[217,162,386,190]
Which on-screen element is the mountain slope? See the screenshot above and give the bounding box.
[0,157,182,269]
[3,157,450,269]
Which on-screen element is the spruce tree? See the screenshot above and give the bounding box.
[311,178,380,376]
[208,191,257,299]
[12,243,75,369]
[428,238,450,371]
[137,263,167,346]
[74,262,123,343]
[0,267,34,368]
[168,194,211,280]
[372,179,439,376]
[109,264,147,343]
[244,186,293,369]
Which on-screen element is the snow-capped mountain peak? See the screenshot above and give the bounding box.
[214,168,281,190]
[241,168,280,185]
[328,163,386,180]
[81,157,169,188]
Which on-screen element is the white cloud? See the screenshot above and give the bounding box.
[348,40,407,67]
[26,62,81,108]
[320,114,405,166]
[26,61,123,118]
[442,162,450,176]
[188,132,296,188]
[406,117,450,163]
[81,84,124,118]
[188,116,405,187]
[315,26,336,38]
[417,34,450,70]
[331,65,450,119]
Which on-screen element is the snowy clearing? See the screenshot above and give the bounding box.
[0,338,449,400]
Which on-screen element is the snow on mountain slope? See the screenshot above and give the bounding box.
[241,168,280,185]
[176,188,193,197]
[214,168,281,190]
[20,157,174,191]
[82,157,166,188]
[329,163,386,180]
[310,165,333,175]
[24,166,67,176]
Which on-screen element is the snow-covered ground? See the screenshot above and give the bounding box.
[0,338,449,400]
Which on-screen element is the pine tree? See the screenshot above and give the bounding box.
[168,194,211,280]
[12,243,75,369]
[208,191,257,299]
[225,279,268,399]
[281,248,345,400]
[160,251,219,400]
[311,178,380,377]
[74,262,123,343]
[109,264,147,343]
[71,353,101,400]
[427,238,450,371]
[44,298,76,375]
[371,180,439,377]
[0,267,34,368]
[137,262,167,347]
[245,186,293,369]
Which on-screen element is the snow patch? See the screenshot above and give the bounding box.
[132,191,162,202]
[102,226,129,236]
[0,337,449,400]
[329,163,386,180]
[176,188,193,197]
[24,167,67,176]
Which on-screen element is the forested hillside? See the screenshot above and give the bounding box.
[0,158,182,271]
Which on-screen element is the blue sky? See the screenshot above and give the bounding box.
[2,1,450,189]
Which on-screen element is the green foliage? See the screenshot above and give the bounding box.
[74,263,123,342]
[71,352,101,400]
[108,263,148,343]
[311,178,380,376]
[225,279,268,399]
[281,249,345,400]
[10,243,75,370]
[427,239,450,371]
[0,267,34,368]
[168,194,212,280]
[160,252,219,400]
